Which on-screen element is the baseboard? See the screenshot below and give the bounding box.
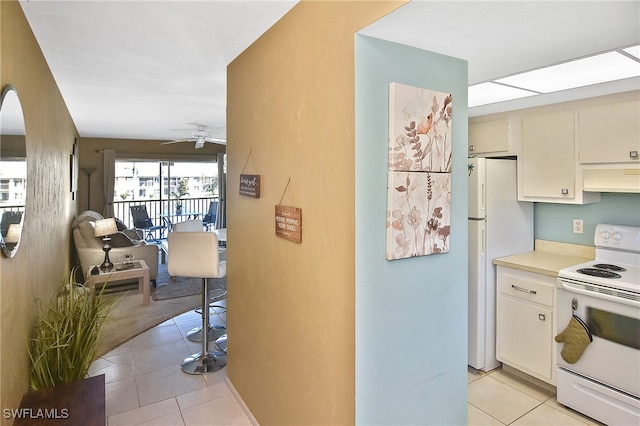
[226,376,259,425]
[502,364,557,394]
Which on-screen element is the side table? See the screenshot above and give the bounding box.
[86,260,150,306]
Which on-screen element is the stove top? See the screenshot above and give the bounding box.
[576,267,622,279]
[558,224,640,294]
[559,260,639,293]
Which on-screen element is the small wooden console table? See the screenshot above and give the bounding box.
[86,260,150,306]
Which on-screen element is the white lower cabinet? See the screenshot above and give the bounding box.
[496,266,556,385]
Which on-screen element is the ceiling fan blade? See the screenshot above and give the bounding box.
[204,137,227,145]
[161,138,194,145]
[186,122,210,128]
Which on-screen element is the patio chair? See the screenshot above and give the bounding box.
[202,201,218,230]
[130,205,166,242]
[0,211,23,238]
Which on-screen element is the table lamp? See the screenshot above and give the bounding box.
[94,218,118,271]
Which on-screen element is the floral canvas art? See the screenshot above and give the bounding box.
[386,171,451,260]
[389,83,453,173]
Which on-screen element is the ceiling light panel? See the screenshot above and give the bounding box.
[468,82,538,107]
[495,52,640,93]
[623,45,640,60]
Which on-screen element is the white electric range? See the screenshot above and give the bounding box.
[556,224,640,425]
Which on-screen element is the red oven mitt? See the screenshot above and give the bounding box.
[555,315,593,364]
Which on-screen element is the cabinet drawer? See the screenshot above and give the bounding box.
[498,271,554,306]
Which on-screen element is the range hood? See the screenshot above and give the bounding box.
[583,167,640,193]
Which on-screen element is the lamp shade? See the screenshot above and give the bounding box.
[5,223,21,244]
[94,218,118,238]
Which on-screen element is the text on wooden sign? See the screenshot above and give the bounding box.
[239,174,261,198]
[275,205,302,244]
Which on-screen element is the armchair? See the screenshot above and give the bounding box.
[72,210,159,285]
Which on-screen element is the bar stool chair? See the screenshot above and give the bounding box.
[171,219,226,343]
[168,231,226,374]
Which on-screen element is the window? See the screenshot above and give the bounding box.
[114,161,217,201]
[112,160,218,226]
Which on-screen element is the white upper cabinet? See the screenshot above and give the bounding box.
[520,110,576,200]
[518,110,600,204]
[468,119,511,156]
[577,100,640,164]
[470,91,638,201]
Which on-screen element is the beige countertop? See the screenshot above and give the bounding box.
[492,239,595,277]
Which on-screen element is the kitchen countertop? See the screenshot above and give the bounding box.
[493,240,593,277]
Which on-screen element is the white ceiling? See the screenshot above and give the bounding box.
[19,1,640,141]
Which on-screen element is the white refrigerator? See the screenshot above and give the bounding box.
[468,158,533,371]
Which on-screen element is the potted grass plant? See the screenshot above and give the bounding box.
[171,178,190,214]
[27,268,115,390]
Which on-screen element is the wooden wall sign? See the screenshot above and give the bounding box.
[275,205,302,244]
[239,174,261,198]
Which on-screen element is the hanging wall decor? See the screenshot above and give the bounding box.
[239,148,261,198]
[389,82,452,173]
[386,171,451,260]
[275,178,302,244]
[275,205,302,244]
[386,83,453,260]
[240,174,261,198]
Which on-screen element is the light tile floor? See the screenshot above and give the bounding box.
[89,305,253,426]
[91,307,603,425]
[467,368,603,426]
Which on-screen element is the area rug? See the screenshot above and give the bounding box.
[95,250,226,358]
[151,276,226,300]
[150,246,227,300]
[96,290,200,358]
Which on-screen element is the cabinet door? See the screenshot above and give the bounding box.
[578,100,640,164]
[469,119,509,154]
[521,110,575,199]
[497,296,553,381]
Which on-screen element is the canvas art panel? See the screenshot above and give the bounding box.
[389,82,453,173]
[386,171,451,260]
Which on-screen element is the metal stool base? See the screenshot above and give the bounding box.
[215,334,227,352]
[181,351,227,375]
[186,325,226,342]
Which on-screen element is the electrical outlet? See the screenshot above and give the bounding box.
[573,219,584,234]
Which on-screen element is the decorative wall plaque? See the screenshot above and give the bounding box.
[239,174,261,198]
[275,205,302,244]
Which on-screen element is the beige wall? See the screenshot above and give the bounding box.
[0,4,224,413]
[227,2,404,424]
[0,1,79,419]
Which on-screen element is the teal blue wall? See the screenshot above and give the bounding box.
[355,35,468,425]
[535,193,640,246]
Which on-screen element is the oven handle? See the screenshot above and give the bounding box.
[560,281,640,308]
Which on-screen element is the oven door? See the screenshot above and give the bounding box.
[557,279,640,396]
[557,278,640,425]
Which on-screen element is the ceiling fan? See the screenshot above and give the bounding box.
[161,123,226,149]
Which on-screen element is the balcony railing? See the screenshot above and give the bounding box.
[114,196,218,237]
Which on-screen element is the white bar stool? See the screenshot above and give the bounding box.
[170,220,226,343]
[168,231,227,374]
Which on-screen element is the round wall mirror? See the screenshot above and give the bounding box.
[0,85,27,258]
